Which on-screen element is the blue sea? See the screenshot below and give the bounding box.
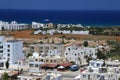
[0,9,120,26]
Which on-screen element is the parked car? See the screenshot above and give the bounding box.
[70,65,79,71]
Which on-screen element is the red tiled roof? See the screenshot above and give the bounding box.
[59,62,72,67]
[40,63,57,68]
[48,64,58,68]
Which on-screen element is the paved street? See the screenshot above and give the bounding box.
[57,70,80,80]
[41,69,80,80]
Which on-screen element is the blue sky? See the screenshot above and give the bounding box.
[0,0,120,10]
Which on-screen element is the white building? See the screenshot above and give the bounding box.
[0,36,24,67]
[0,21,28,30]
[74,60,120,80]
[32,22,45,29]
[47,49,61,57]
[64,45,97,65]
[57,24,84,28]
[34,29,89,35]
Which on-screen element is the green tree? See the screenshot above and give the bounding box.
[97,50,107,60]
[2,72,9,80]
[27,53,32,58]
[83,41,89,47]
[5,60,9,69]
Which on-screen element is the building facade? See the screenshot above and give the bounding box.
[64,45,97,65]
[29,43,65,56]
[0,36,24,67]
[0,21,28,30]
[74,60,120,80]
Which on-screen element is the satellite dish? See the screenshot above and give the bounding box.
[33,52,39,58]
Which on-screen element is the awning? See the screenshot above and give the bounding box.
[57,66,65,69]
[48,64,58,68]
[59,62,72,67]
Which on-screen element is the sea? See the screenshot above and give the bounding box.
[0,9,120,27]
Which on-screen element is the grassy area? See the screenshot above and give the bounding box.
[106,41,120,60]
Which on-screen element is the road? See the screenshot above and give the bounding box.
[57,70,80,80]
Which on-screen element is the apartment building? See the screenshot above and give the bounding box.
[29,43,64,56]
[0,21,28,30]
[0,36,24,67]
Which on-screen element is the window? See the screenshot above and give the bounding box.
[7,49,10,52]
[29,64,33,67]
[75,54,77,56]
[8,45,10,48]
[66,53,68,55]
[8,54,10,56]
[81,52,83,54]
[30,46,34,49]
[40,59,43,62]
[0,50,3,53]
[8,58,10,61]
[83,75,86,78]
[96,63,100,67]
[40,50,43,53]
[39,47,43,49]
[46,47,49,49]
[35,64,38,67]
[68,48,70,51]
[97,75,100,78]
[111,75,113,77]
[0,46,3,48]
[0,62,4,67]
[88,75,90,79]
[46,60,48,62]
[51,60,53,62]
[69,58,71,60]
[54,47,57,49]
[35,59,38,61]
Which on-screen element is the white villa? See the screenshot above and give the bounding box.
[32,22,45,29]
[64,45,97,65]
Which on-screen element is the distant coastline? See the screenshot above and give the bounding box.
[0,9,120,26]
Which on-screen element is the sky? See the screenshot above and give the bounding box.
[0,0,120,10]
